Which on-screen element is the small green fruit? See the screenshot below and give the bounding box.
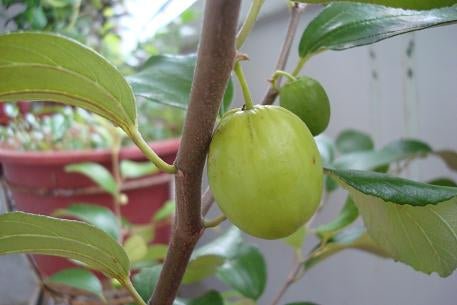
[207,105,323,239]
[279,76,330,136]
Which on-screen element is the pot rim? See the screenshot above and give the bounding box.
[0,138,180,165]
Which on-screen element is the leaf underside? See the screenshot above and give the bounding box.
[0,212,129,278]
[0,32,136,132]
[328,169,457,277]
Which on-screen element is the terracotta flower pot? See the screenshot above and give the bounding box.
[0,138,179,276]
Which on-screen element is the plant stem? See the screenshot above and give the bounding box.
[236,0,265,49]
[270,261,303,305]
[270,244,328,305]
[234,61,254,110]
[262,3,307,105]
[128,128,177,174]
[148,1,241,305]
[121,277,147,305]
[292,55,309,77]
[203,214,227,228]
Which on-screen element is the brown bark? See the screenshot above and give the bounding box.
[147,1,241,305]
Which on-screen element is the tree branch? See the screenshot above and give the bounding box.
[148,1,241,305]
[262,3,306,105]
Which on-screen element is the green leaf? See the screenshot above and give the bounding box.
[133,265,162,302]
[0,212,130,278]
[128,54,195,109]
[189,291,224,305]
[53,203,120,240]
[65,162,117,196]
[120,160,159,179]
[327,169,457,277]
[128,54,234,111]
[0,32,136,133]
[183,227,242,284]
[295,0,457,10]
[305,226,391,271]
[47,268,104,301]
[282,225,307,250]
[182,255,226,284]
[314,134,335,166]
[144,244,168,261]
[123,234,148,263]
[298,3,457,59]
[217,245,267,300]
[132,244,168,269]
[315,196,359,241]
[192,226,243,258]
[153,200,175,222]
[335,129,374,154]
[429,178,457,187]
[333,139,432,170]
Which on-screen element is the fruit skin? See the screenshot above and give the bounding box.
[279,76,330,136]
[207,105,323,239]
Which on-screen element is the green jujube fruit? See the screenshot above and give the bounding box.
[207,105,323,239]
[279,76,330,136]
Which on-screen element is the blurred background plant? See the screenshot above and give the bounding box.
[0,0,201,150]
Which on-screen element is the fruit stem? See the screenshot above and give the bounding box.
[234,61,255,110]
[272,70,297,90]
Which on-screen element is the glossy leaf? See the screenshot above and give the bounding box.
[314,134,335,166]
[333,139,431,170]
[47,268,104,300]
[153,200,175,222]
[0,32,136,132]
[133,265,162,302]
[335,129,374,154]
[65,162,117,196]
[123,234,148,263]
[315,196,359,241]
[183,227,242,284]
[182,255,226,284]
[298,3,457,59]
[217,245,267,300]
[128,54,234,111]
[189,291,224,305]
[53,203,120,240]
[305,226,391,271]
[0,212,129,278]
[328,169,457,277]
[429,178,457,187]
[282,225,307,250]
[128,54,195,109]
[120,160,159,179]
[192,226,243,258]
[296,0,457,10]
